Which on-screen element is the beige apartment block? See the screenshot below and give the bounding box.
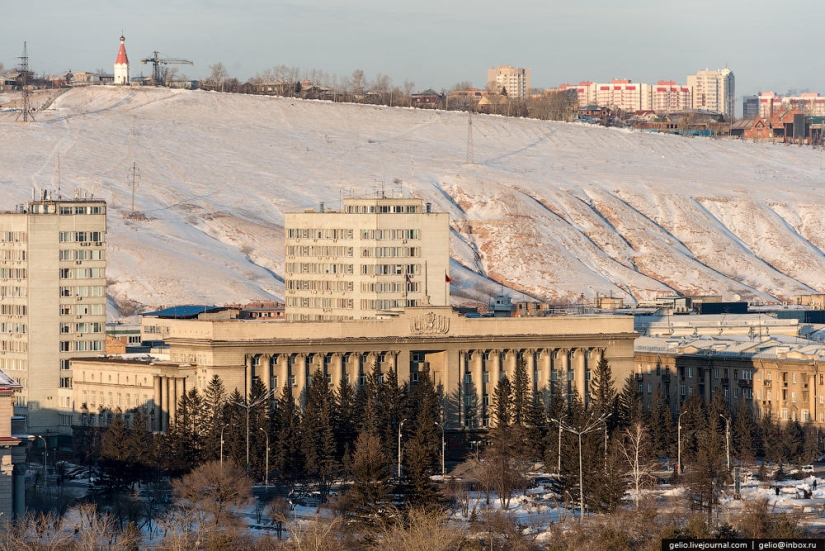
[285,197,450,322]
[687,68,735,117]
[486,66,531,100]
[0,370,24,521]
[0,193,107,434]
[156,307,636,429]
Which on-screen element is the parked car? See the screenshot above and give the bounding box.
[802,465,815,474]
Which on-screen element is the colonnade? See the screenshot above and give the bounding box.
[152,374,186,432]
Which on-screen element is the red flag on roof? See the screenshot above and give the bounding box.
[445,274,451,283]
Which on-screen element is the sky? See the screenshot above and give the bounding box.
[2,0,824,102]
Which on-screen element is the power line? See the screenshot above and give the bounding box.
[17,42,35,123]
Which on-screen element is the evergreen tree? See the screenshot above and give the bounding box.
[402,369,441,507]
[760,413,782,463]
[782,419,804,463]
[334,378,358,468]
[100,414,132,491]
[512,357,530,425]
[525,389,548,460]
[544,380,566,473]
[617,374,643,429]
[647,387,675,459]
[340,430,393,531]
[247,378,271,479]
[271,382,303,482]
[301,370,338,499]
[202,375,227,462]
[732,398,756,463]
[589,357,617,430]
[125,408,155,482]
[492,375,513,429]
[223,388,247,470]
[802,424,822,464]
[687,424,728,526]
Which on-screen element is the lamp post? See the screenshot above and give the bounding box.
[260,428,270,487]
[550,418,563,474]
[227,389,275,476]
[220,425,227,468]
[720,414,731,470]
[555,415,606,522]
[678,410,687,475]
[435,422,445,477]
[397,419,406,479]
[36,435,48,479]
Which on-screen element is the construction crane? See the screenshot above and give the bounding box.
[140,51,193,86]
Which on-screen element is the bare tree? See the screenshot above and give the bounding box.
[351,69,366,100]
[369,508,466,551]
[282,515,344,551]
[402,79,415,107]
[619,421,657,510]
[206,62,229,92]
[171,460,252,531]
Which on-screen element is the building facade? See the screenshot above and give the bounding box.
[0,370,24,521]
[284,197,450,322]
[651,81,692,113]
[687,68,735,117]
[487,66,530,100]
[0,193,107,434]
[113,35,130,86]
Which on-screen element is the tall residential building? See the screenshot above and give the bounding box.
[113,35,130,85]
[594,79,651,112]
[753,91,825,118]
[487,66,531,100]
[686,68,735,117]
[0,192,107,434]
[742,95,759,119]
[651,81,692,113]
[284,197,450,322]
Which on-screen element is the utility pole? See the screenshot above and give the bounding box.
[435,422,445,477]
[720,414,731,470]
[226,389,274,476]
[397,419,406,479]
[129,162,140,214]
[555,414,607,522]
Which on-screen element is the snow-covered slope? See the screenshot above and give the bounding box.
[1,86,823,316]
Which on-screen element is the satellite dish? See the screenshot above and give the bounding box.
[732,294,741,302]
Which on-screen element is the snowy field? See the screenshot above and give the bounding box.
[2,87,825,317]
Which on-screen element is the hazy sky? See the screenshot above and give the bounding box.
[2,0,823,99]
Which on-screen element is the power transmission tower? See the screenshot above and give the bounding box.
[466,110,474,164]
[17,42,35,122]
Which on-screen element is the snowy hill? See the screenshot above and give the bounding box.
[1,86,824,317]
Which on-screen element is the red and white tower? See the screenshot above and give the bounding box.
[114,35,130,85]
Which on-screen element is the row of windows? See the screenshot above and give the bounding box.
[360,282,419,293]
[361,299,417,310]
[60,286,105,297]
[59,249,104,261]
[0,304,26,316]
[345,204,419,214]
[361,247,420,258]
[360,229,420,240]
[286,246,354,258]
[60,340,104,352]
[286,297,354,309]
[59,205,104,215]
[0,322,26,334]
[287,228,353,240]
[0,232,25,243]
[0,268,26,279]
[60,304,105,315]
[61,322,104,333]
[0,250,25,261]
[0,340,27,352]
[285,280,353,292]
[59,231,103,243]
[0,286,25,298]
[286,263,354,275]
[0,358,26,371]
[59,267,105,279]
[361,264,419,276]
[83,390,151,409]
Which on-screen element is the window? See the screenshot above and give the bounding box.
[687,367,693,379]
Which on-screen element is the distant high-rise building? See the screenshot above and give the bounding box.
[687,68,735,117]
[284,197,450,322]
[114,35,130,85]
[742,95,759,119]
[651,81,692,113]
[487,66,531,100]
[0,193,107,434]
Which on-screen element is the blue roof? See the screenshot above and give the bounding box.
[141,305,220,318]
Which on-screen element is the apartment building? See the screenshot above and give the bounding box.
[284,197,450,322]
[0,192,107,434]
[651,81,692,113]
[486,66,530,100]
[687,68,735,117]
[751,92,825,118]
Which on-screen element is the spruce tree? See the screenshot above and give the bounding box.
[512,357,530,425]
[588,357,617,430]
[617,374,643,429]
[732,398,756,463]
[647,387,675,459]
[302,370,338,499]
[402,369,441,507]
[271,382,303,482]
[341,430,393,531]
[334,378,358,468]
[203,375,227,462]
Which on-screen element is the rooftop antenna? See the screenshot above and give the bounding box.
[466,111,474,164]
[16,42,35,123]
[129,162,140,213]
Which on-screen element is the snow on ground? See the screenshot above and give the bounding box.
[2,87,825,317]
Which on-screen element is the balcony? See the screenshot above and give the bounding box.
[661,372,671,382]
[721,378,730,386]
[763,380,772,386]
[738,379,752,388]
[635,373,644,381]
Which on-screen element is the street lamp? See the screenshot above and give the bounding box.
[226,389,275,476]
[36,435,48,479]
[678,410,687,475]
[555,415,607,522]
[720,414,731,470]
[220,425,227,468]
[397,419,406,479]
[260,428,270,487]
[550,418,563,474]
[435,422,445,477]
